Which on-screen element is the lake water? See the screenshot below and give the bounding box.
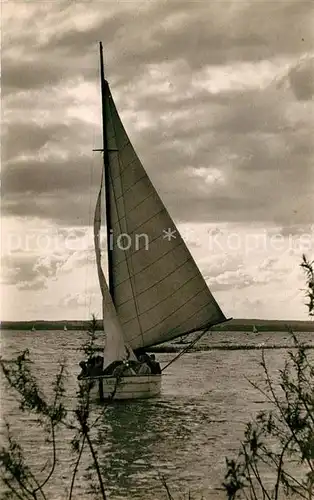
[1,329,313,499]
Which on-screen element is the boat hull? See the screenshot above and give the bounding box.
[81,374,162,401]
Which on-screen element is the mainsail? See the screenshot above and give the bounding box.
[101,78,226,351]
[94,177,136,368]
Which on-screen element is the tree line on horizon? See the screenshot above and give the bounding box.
[1,318,314,332]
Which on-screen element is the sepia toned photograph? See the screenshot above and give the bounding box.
[1,1,313,499]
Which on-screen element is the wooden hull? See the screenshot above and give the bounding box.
[81,374,162,401]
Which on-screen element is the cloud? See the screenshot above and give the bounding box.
[2,154,102,225]
[3,0,313,228]
[288,56,314,101]
[206,261,289,293]
[3,1,313,96]
[2,253,64,290]
[3,121,86,162]
[60,289,99,309]
[3,155,96,195]
[2,0,313,320]
[2,254,48,291]
[61,292,87,308]
[1,230,97,291]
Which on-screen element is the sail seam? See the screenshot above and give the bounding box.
[112,230,184,269]
[168,301,220,337]
[112,190,155,227]
[113,174,147,201]
[122,285,206,330]
[119,272,201,319]
[113,240,185,285]
[113,207,164,235]
[128,287,225,346]
[137,317,221,349]
[109,97,144,344]
[125,285,209,339]
[115,253,192,306]
[113,156,138,180]
[110,138,129,156]
[134,299,215,343]
[111,156,138,181]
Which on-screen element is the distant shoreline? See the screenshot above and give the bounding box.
[150,343,314,353]
[1,319,313,332]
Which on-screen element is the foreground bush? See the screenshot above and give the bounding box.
[223,256,314,500]
[0,316,108,499]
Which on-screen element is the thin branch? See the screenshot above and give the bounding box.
[159,473,175,500]
[32,419,56,494]
[85,432,107,500]
[261,351,314,473]
[68,435,86,500]
[4,472,34,499]
[258,451,308,498]
[242,444,271,500]
[273,435,293,500]
[2,478,28,500]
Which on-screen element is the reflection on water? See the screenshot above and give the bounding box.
[97,401,193,498]
[1,329,313,499]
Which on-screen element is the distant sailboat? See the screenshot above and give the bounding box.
[63,325,67,331]
[31,325,36,332]
[252,325,258,334]
[80,43,228,400]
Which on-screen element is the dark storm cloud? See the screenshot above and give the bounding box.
[114,0,313,76]
[134,83,313,225]
[2,150,102,225]
[4,122,78,161]
[2,190,99,227]
[2,155,100,195]
[3,60,63,95]
[2,17,122,96]
[2,117,102,224]
[2,0,313,228]
[3,1,313,94]
[288,57,314,101]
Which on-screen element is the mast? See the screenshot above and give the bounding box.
[99,41,115,302]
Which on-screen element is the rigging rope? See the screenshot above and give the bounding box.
[161,327,212,373]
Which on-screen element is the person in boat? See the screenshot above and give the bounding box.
[112,360,137,377]
[85,356,103,376]
[102,360,123,376]
[149,354,161,374]
[92,355,104,375]
[137,355,151,375]
[102,359,140,376]
[136,352,161,374]
[78,361,88,379]
[78,355,104,379]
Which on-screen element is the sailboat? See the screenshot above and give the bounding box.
[31,325,36,332]
[64,325,68,331]
[80,43,228,400]
[252,325,258,334]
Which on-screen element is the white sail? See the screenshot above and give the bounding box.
[102,82,226,350]
[94,178,136,368]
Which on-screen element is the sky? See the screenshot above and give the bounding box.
[1,0,314,321]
